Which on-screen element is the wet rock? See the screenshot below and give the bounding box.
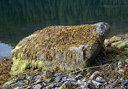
[10,22,110,74]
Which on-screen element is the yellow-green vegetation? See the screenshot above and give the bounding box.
[0,58,13,86]
[10,23,110,75]
[111,39,128,49]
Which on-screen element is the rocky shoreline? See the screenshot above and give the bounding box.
[1,24,128,88]
[1,58,128,89]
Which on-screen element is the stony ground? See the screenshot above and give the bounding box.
[1,33,128,89]
[0,46,128,89]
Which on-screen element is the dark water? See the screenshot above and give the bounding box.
[0,0,128,58]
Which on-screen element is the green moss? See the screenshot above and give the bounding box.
[83,60,87,67]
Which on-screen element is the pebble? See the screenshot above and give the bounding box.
[1,60,128,89]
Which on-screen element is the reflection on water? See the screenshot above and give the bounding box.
[0,0,128,57]
[0,42,14,59]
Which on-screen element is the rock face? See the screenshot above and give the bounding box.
[10,22,110,74]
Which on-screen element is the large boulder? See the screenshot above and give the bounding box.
[10,22,110,74]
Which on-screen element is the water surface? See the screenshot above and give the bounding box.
[0,0,128,57]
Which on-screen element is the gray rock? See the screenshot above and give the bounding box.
[107,77,116,83]
[45,78,52,83]
[10,81,26,88]
[105,84,111,89]
[55,76,62,82]
[35,79,42,84]
[35,75,42,80]
[61,77,67,82]
[75,74,83,80]
[54,73,62,77]
[68,74,76,78]
[67,74,76,81]
[77,80,84,85]
[108,64,114,70]
[96,76,106,83]
[33,84,42,89]
[43,70,53,79]
[1,84,12,89]
[59,81,77,89]
[26,76,34,81]
[24,86,32,89]
[90,71,101,79]
[118,61,124,68]
[48,83,57,88]
[121,79,128,86]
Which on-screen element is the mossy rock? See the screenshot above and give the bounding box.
[104,33,128,47]
[111,39,128,49]
[10,22,110,75]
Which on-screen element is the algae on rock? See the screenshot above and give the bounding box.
[10,22,110,75]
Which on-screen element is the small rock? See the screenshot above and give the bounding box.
[26,76,34,81]
[54,73,62,77]
[24,86,32,89]
[59,81,77,89]
[107,77,116,83]
[121,79,128,87]
[92,80,105,88]
[48,83,57,88]
[68,74,76,79]
[42,82,47,87]
[1,84,12,89]
[61,77,67,82]
[77,80,84,85]
[14,87,24,89]
[55,76,62,82]
[105,84,111,89]
[118,61,124,68]
[43,70,53,79]
[108,64,114,70]
[10,81,26,88]
[33,84,42,89]
[18,73,25,80]
[75,74,83,80]
[45,78,52,83]
[73,68,78,73]
[35,79,42,84]
[90,71,101,79]
[96,76,106,83]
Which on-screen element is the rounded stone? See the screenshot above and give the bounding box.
[10,22,110,74]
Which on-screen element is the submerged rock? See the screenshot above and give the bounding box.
[10,22,110,74]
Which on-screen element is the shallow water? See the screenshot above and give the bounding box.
[0,0,128,57]
[0,42,14,59]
